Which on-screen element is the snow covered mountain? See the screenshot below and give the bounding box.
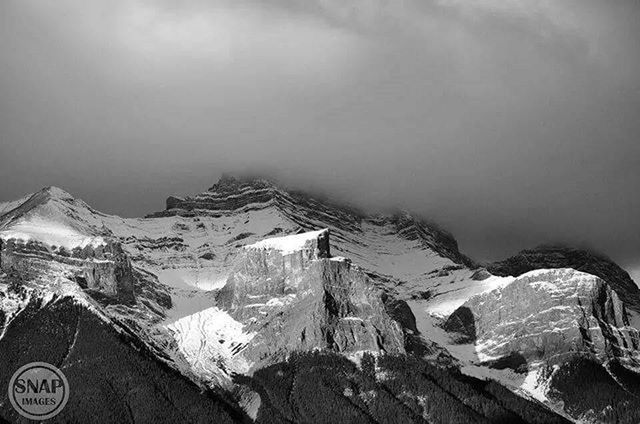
[1,175,639,423]
[488,245,640,313]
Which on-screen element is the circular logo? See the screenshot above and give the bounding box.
[8,362,69,421]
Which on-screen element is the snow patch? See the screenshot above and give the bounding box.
[167,307,256,384]
[0,217,105,249]
[264,295,296,308]
[346,350,380,369]
[330,256,348,262]
[423,274,514,317]
[521,366,549,403]
[245,229,327,255]
[157,268,227,291]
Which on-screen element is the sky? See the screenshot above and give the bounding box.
[1,0,640,277]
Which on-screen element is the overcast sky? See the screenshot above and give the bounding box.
[1,0,640,276]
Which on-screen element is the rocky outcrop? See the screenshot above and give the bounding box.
[216,229,405,369]
[488,245,640,312]
[442,306,476,343]
[151,175,279,218]
[217,229,330,315]
[166,195,185,210]
[447,269,640,366]
[385,213,476,268]
[0,237,135,304]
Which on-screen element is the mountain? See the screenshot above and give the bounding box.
[1,175,638,423]
[488,245,640,313]
[443,269,640,421]
[0,292,246,424]
[446,269,639,365]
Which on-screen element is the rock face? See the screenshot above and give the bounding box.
[0,187,137,303]
[218,229,331,317]
[148,174,473,268]
[118,174,488,331]
[440,268,640,422]
[447,269,640,366]
[216,230,405,369]
[442,306,476,343]
[488,245,640,312]
[0,228,135,304]
[164,230,406,386]
[388,213,476,268]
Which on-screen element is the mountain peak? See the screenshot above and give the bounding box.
[40,185,75,200]
[150,173,474,268]
[1,186,84,225]
[208,173,278,193]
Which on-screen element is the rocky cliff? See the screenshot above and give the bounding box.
[446,269,640,366]
[437,268,640,423]
[0,237,135,303]
[169,229,405,382]
[488,245,640,312]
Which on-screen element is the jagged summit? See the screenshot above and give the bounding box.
[152,175,474,268]
[208,173,277,192]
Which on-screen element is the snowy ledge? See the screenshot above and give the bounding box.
[244,229,329,255]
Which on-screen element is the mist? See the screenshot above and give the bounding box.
[1,0,640,275]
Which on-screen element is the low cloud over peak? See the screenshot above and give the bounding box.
[1,0,639,274]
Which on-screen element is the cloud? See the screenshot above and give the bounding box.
[113,1,364,80]
[11,0,365,87]
[1,0,639,272]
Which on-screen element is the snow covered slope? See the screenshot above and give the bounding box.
[416,268,640,423]
[167,306,256,386]
[0,193,32,216]
[245,228,328,254]
[2,176,640,423]
[1,177,485,329]
[0,182,410,386]
[143,175,483,317]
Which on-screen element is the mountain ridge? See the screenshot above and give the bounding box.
[1,176,639,423]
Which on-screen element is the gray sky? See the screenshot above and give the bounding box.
[1,0,640,276]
